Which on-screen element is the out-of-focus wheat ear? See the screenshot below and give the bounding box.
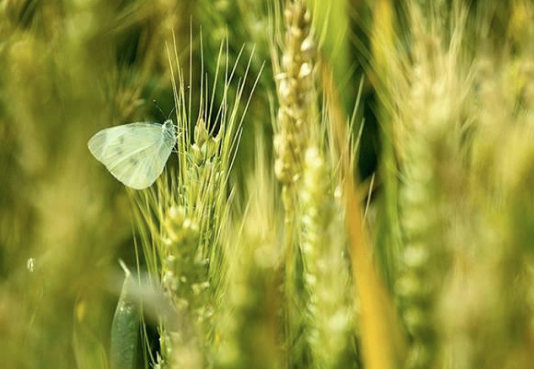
[440,8,534,364]
[395,133,449,369]
[392,3,471,368]
[300,144,356,368]
[214,130,282,369]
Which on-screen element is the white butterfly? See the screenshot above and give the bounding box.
[88,120,177,189]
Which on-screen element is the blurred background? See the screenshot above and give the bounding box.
[2,1,534,369]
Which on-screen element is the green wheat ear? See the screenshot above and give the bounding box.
[129,31,261,368]
[271,1,317,365]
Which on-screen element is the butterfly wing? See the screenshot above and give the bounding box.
[88,123,174,189]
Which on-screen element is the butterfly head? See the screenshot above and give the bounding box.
[162,119,177,146]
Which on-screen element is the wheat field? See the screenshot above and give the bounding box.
[1,1,534,369]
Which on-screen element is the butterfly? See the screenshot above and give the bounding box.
[88,120,177,189]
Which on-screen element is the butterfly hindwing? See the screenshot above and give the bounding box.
[88,123,174,189]
[107,144,168,189]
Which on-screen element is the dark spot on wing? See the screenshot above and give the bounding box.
[115,147,123,155]
[119,135,125,144]
[129,157,139,166]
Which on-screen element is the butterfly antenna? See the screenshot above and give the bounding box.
[153,100,166,120]
[167,106,177,120]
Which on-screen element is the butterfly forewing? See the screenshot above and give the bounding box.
[88,122,175,189]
